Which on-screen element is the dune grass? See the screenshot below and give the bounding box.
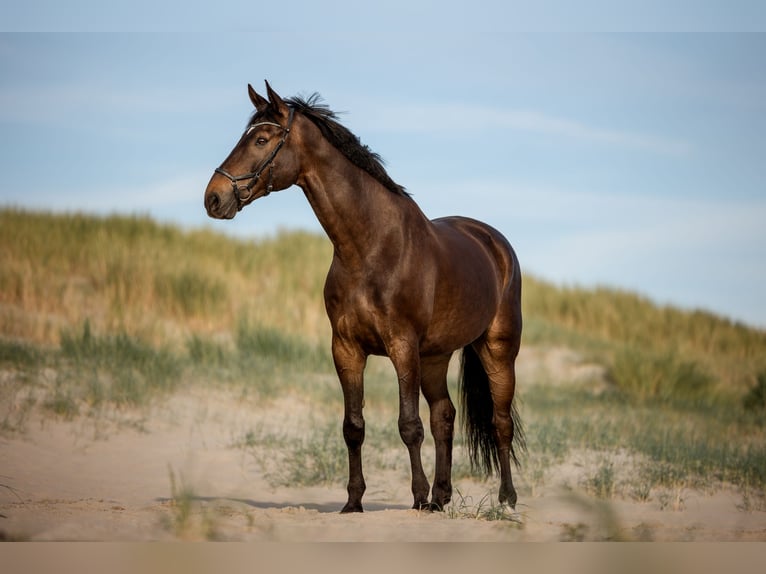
[0,207,331,347]
[521,383,765,497]
[1,208,765,501]
[523,276,766,395]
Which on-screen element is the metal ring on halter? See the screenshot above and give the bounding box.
[214,107,295,209]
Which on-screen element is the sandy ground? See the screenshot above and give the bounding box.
[2,348,765,542]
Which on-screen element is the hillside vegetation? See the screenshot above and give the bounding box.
[2,208,764,388]
[2,208,765,503]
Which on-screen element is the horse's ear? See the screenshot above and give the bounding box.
[248,84,269,112]
[264,80,289,118]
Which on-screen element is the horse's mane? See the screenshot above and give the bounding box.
[250,94,409,197]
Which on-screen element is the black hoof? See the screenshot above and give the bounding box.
[498,489,517,510]
[340,502,364,514]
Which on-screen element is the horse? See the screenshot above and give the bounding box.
[204,81,525,513]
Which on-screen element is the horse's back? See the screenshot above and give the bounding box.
[430,215,520,288]
[408,216,519,353]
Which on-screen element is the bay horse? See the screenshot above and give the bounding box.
[204,81,525,513]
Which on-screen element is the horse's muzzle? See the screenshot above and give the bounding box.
[204,186,238,220]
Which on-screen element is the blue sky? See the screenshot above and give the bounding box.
[1,7,765,327]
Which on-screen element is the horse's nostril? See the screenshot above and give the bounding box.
[206,191,220,212]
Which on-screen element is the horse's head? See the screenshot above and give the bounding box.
[205,81,301,219]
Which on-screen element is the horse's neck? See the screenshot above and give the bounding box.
[297,145,430,265]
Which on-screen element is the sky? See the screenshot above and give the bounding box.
[1,3,765,328]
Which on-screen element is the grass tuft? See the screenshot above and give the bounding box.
[0,339,41,367]
[585,459,616,499]
[236,320,332,373]
[260,421,347,487]
[56,320,182,408]
[446,488,523,524]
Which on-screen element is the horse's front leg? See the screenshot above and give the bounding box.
[333,337,368,513]
[388,337,430,510]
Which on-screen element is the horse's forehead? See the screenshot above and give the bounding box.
[247,108,279,127]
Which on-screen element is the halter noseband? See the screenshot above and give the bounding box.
[214,106,295,210]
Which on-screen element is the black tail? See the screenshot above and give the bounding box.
[459,344,526,475]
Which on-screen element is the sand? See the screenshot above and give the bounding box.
[2,347,765,542]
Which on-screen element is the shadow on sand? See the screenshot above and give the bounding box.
[154,495,411,514]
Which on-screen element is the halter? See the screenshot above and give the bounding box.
[214,106,295,210]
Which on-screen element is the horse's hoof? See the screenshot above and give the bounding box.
[498,489,517,510]
[340,502,364,514]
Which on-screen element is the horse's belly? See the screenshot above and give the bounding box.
[420,299,497,354]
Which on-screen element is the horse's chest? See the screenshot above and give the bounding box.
[327,281,389,326]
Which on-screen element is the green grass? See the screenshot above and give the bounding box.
[521,383,766,495]
[235,415,409,489]
[585,459,616,499]
[266,421,348,487]
[0,338,41,367]
[164,466,222,541]
[235,320,333,373]
[56,320,182,408]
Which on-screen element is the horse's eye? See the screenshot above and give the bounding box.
[255,137,267,146]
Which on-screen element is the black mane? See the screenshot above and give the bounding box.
[251,94,408,197]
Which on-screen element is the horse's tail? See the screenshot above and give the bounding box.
[459,344,525,474]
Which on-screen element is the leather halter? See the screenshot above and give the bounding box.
[214,107,295,210]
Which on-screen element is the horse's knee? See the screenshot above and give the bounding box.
[343,415,365,448]
[398,416,424,446]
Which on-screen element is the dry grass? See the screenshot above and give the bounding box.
[0,208,332,347]
[523,276,766,393]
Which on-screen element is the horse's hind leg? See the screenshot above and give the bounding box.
[421,354,456,510]
[476,311,523,508]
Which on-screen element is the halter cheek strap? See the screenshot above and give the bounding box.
[214,107,295,210]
